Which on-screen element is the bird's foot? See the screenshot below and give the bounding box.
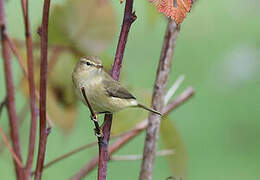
[90,114,103,138]
[90,114,98,122]
[94,128,103,138]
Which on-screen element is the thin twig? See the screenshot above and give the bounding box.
[0,0,24,179]
[140,19,180,180]
[5,35,28,77]
[163,87,194,115]
[0,124,23,168]
[164,75,185,104]
[5,34,54,128]
[34,132,129,173]
[34,0,52,180]
[110,149,174,161]
[20,0,38,174]
[96,0,136,179]
[0,100,30,154]
[40,141,97,172]
[69,87,194,179]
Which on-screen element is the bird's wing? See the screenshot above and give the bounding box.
[103,75,136,100]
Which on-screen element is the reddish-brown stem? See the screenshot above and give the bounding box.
[97,0,136,179]
[0,100,30,155]
[34,0,51,180]
[111,0,136,81]
[69,87,194,179]
[20,0,38,174]
[0,124,23,169]
[0,0,24,179]
[140,19,180,180]
[6,34,54,128]
[5,35,28,77]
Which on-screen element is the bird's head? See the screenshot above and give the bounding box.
[72,56,103,84]
[79,56,103,71]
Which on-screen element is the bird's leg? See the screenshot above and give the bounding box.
[96,112,112,131]
[90,113,103,138]
[81,87,103,138]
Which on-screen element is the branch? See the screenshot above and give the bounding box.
[33,132,131,173]
[5,35,54,128]
[20,0,38,174]
[110,149,174,161]
[0,0,24,179]
[69,87,194,179]
[0,124,23,168]
[97,0,136,179]
[164,75,185,104]
[5,35,28,77]
[34,0,52,180]
[140,19,180,180]
[0,100,30,154]
[38,141,97,173]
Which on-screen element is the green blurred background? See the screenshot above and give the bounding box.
[1,0,260,179]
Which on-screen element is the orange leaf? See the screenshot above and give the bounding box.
[150,0,193,24]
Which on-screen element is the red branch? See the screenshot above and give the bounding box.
[140,19,180,180]
[97,0,136,179]
[0,124,23,169]
[34,0,51,180]
[0,0,24,179]
[69,87,194,179]
[20,0,38,175]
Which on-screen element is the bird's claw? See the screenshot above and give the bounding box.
[94,128,103,138]
[90,114,98,122]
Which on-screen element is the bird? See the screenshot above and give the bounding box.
[72,56,161,118]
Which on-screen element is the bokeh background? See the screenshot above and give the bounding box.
[0,0,260,179]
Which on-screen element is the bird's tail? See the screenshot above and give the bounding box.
[137,103,162,116]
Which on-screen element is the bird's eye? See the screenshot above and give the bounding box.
[86,61,91,66]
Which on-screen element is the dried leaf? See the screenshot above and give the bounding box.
[150,0,193,24]
[160,117,188,178]
[49,0,117,55]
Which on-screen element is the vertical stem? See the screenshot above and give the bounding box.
[34,0,51,180]
[139,19,180,180]
[98,0,136,179]
[0,0,24,179]
[20,0,38,175]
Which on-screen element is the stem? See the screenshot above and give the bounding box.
[20,0,38,174]
[38,141,97,173]
[34,0,51,180]
[111,0,136,81]
[110,149,174,161]
[98,0,136,179]
[69,87,194,180]
[0,0,24,179]
[140,19,180,180]
[0,124,23,168]
[5,35,28,77]
[5,35,54,128]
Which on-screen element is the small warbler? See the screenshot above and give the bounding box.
[72,56,161,116]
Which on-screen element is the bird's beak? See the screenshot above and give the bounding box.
[96,64,103,69]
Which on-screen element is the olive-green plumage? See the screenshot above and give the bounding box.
[72,56,161,116]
